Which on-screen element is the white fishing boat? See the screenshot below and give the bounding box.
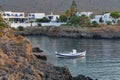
[56,49,86,58]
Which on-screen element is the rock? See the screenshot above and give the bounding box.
[33,47,47,60]
[32,47,43,52]
[73,74,94,80]
[44,66,72,80]
[16,26,120,39]
[33,52,47,61]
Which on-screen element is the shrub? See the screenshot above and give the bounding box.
[117,20,120,26]
[92,21,99,27]
[36,17,50,23]
[18,26,24,31]
[38,23,42,27]
[106,21,112,25]
[0,22,6,27]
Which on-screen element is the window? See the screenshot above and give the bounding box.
[20,14,23,16]
[48,16,53,19]
[15,14,18,16]
[7,14,11,16]
[32,14,35,17]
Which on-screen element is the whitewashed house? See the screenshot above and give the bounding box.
[102,13,114,24]
[28,13,45,19]
[76,12,93,17]
[1,11,27,23]
[1,11,12,19]
[91,15,103,23]
[11,12,27,23]
[90,13,115,24]
[45,12,60,22]
[28,13,45,23]
[0,11,66,27]
[12,12,25,18]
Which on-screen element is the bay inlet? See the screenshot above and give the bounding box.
[27,36,120,80]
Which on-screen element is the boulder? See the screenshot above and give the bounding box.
[33,52,47,61]
[32,47,43,52]
[73,74,94,80]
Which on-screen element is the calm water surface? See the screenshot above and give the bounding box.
[27,36,120,80]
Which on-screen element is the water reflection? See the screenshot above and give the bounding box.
[55,57,86,67]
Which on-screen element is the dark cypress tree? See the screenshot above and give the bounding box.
[70,0,77,16]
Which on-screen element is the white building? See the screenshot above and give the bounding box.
[76,12,93,17]
[1,11,25,19]
[91,15,103,23]
[90,13,115,24]
[46,12,60,22]
[1,11,27,23]
[12,12,25,18]
[1,11,13,19]
[28,13,45,19]
[0,11,66,27]
[102,13,114,24]
[11,12,27,23]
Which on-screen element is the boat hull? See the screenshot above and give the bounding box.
[56,51,86,58]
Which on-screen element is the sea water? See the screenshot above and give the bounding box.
[27,36,120,80]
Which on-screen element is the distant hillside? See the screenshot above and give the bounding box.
[0,0,120,14]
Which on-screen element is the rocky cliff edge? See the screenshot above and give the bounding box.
[0,27,74,80]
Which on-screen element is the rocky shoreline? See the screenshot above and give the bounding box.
[16,25,120,39]
[0,27,95,80]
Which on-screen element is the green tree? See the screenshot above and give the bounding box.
[67,15,91,27]
[110,12,120,23]
[0,14,3,22]
[58,15,67,22]
[65,10,71,17]
[0,6,4,22]
[79,15,91,27]
[70,0,77,16]
[0,6,7,27]
[68,15,80,26]
[30,20,33,27]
